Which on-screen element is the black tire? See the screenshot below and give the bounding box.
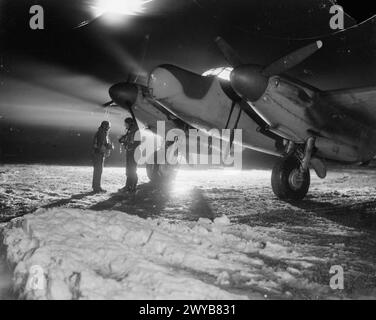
[271,156,310,200]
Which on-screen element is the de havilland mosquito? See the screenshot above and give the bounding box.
[105,37,376,201]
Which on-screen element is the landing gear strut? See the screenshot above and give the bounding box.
[146,162,177,184]
[146,142,179,185]
[271,137,315,200]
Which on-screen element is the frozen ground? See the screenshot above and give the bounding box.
[1,164,376,299]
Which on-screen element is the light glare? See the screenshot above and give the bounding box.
[202,67,233,81]
[92,0,153,17]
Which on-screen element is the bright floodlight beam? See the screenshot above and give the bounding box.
[92,0,153,17]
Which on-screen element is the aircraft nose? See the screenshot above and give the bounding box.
[148,66,183,100]
[230,65,269,102]
[109,83,138,107]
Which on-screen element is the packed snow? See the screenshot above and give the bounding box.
[2,208,339,300]
[1,165,376,299]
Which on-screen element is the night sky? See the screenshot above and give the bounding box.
[0,0,375,166]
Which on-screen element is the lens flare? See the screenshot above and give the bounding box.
[92,0,153,17]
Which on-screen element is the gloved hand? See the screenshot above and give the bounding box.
[119,135,126,145]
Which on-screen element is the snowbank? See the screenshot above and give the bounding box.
[2,208,333,300]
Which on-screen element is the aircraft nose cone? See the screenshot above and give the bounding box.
[148,66,183,100]
[109,83,138,107]
[230,65,269,102]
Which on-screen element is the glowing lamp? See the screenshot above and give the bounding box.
[92,0,153,17]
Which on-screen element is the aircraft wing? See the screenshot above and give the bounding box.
[321,86,376,127]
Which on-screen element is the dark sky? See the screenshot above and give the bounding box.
[0,0,375,166]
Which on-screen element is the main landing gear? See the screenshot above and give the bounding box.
[146,161,177,184]
[272,137,316,200]
[146,142,179,184]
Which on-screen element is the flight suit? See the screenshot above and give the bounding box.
[119,125,140,192]
[92,128,112,191]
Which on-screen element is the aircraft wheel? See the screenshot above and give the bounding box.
[146,163,177,184]
[271,156,310,200]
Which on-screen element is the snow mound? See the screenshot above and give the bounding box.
[214,215,231,225]
[2,208,332,300]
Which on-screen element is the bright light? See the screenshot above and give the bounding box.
[92,0,153,17]
[202,67,233,81]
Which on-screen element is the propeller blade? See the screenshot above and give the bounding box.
[215,36,244,67]
[133,34,151,85]
[262,40,323,77]
[127,73,148,87]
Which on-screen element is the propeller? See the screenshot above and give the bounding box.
[216,37,323,102]
[214,37,244,67]
[262,40,323,77]
[103,34,151,114]
[133,34,151,86]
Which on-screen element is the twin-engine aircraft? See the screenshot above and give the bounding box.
[105,37,376,201]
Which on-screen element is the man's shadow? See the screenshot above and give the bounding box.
[42,191,96,209]
[89,182,171,219]
[287,198,376,233]
[90,182,215,221]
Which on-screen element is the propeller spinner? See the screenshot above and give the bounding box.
[106,82,139,108]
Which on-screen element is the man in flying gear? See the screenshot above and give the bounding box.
[119,117,140,193]
[92,121,114,193]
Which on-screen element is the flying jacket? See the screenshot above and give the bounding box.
[119,126,140,152]
[93,128,112,155]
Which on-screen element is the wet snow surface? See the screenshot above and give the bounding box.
[1,165,376,299]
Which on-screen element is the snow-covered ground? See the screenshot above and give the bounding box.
[1,165,376,299]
